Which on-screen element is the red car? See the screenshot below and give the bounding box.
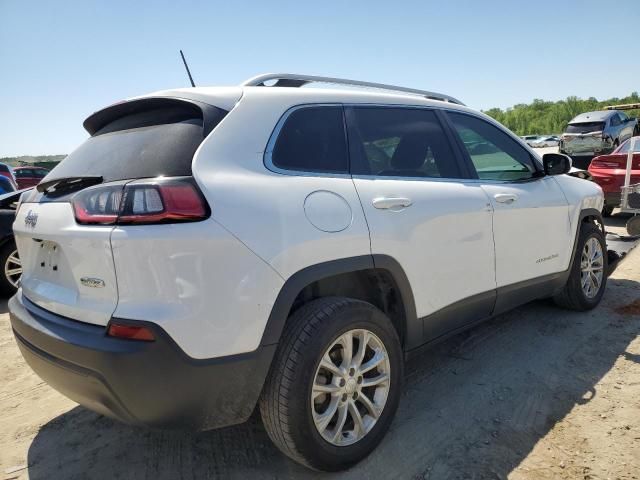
[588,137,640,216]
[13,166,49,189]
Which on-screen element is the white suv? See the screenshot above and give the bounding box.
[10,74,610,471]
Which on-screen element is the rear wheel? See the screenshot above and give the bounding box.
[0,241,20,296]
[554,222,607,311]
[259,297,403,471]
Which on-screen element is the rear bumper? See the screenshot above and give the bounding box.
[9,293,276,431]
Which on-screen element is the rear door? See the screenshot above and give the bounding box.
[444,111,571,297]
[14,98,227,325]
[347,106,497,346]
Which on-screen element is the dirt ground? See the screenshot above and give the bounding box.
[1,217,639,480]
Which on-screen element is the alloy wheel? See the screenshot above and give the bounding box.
[580,237,604,299]
[4,248,21,288]
[311,329,391,446]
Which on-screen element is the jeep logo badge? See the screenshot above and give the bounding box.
[80,277,106,288]
[24,210,38,228]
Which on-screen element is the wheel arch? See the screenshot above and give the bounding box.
[259,255,418,350]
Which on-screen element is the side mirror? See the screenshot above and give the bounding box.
[543,153,572,175]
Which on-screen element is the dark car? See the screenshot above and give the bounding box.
[0,163,17,189]
[14,167,49,189]
[0,176,16,194]
[560,110,638,169]
[0,189,26,294]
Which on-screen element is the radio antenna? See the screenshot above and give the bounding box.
[179,50,196,87]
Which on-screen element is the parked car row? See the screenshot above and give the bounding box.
[0,164,49,191]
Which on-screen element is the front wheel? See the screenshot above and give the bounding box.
[554,222,607,311]
[259,297,403,471]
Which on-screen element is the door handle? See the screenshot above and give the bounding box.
[372,196,413,210]
[494,193,518,204]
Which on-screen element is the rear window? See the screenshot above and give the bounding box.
[0,165,10,173]
[565,122,605,134]
[617,139,640,154]
[44,105,218,183]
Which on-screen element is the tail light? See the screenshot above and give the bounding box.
[590,156,626,169]
[73,177,209,225]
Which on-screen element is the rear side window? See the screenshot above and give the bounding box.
[348,107,462,178]
[15,169,31,177]
[565,122,605,133]
[44,105,221,183]
[270,106,348,174]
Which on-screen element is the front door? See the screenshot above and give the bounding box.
[347,106,497,347]
[444,111,571,307]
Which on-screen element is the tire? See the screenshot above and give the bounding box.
[259,297,403,471]
[627,216,640,236]
[553,222,607,311]
[602,204,614,217]
[0,241,20,296]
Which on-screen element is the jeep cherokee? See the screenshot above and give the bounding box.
[9,73,610,471]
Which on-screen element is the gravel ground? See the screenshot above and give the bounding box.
[1,225,639,480]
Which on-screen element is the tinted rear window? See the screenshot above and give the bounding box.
[0,165,10,173]
[565,122,605,133]
[270,106,348,173]
[44,106,211,183]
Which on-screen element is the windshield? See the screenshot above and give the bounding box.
[565,122,605,134]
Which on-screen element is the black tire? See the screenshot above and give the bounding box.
[627,215,640,236]
[553,222,607,311]
[259,297,403,471]
[602,204,614,217]
[0,241,19,296]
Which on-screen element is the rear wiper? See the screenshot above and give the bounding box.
[37,176,103,195]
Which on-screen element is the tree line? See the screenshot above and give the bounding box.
[483,92,640,136]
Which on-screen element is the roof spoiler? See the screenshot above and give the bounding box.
[83,97,226,136]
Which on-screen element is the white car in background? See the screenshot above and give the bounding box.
[532,136,561,148]
[521,135,540,146]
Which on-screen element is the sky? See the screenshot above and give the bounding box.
[1,0,639,157]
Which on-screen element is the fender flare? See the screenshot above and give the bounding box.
[259,254,418,348]
[567,208,604,274]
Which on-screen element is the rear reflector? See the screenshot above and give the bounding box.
[72,177,208,225]
[107,322,155,341]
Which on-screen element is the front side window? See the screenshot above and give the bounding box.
[448,112,536,181]
[348,107,462,178]
[610,115,621,127]
[270,106,348,174]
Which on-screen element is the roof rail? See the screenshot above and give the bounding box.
[241,73,465,106]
